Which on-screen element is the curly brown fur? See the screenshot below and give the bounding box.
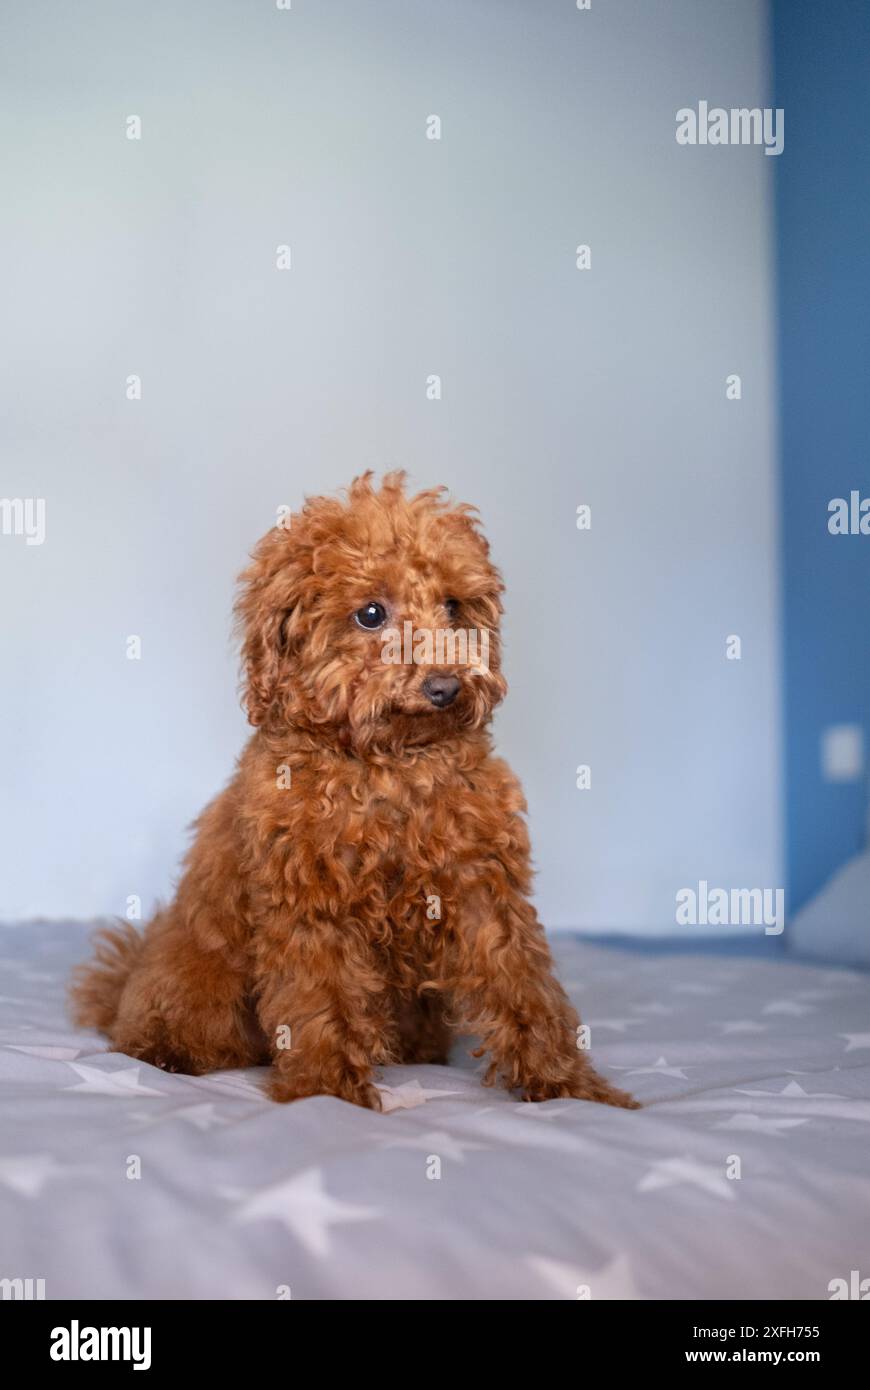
[70,473,638,1112]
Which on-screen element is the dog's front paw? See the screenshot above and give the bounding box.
[503,1047,640,1109]
[522,1073,636,1106]
[268,1065,383,1111]
[121,1040,204,1076]
[520,1069,640,1109]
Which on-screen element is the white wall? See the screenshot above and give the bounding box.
[0,0,780,931]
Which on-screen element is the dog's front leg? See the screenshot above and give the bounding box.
[256,918,393,1110]
[451,889,638,1108]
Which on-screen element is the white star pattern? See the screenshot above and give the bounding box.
[64,1062,165,1097]
[129,1102,230,1131]
[234,1167,380,1256]
[734,1081,848,1101]
[174,1103,230,1131]
[671,1091,870,1125]
[528,1251,642,1300]
[762,999,816,1017]
[620,1056,689,1080]
[715,1020,769,1035]
[511,1102,576,1122]
[637,1156,736,1200]
[711,1113,809,1136]
[0,1153,65,1197]
[381,1129,487,1162]
[377,1080,463,1112]
[207,1070,266,1098]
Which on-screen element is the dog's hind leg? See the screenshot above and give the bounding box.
[75,906,265,1076]
[112,929,265,1075]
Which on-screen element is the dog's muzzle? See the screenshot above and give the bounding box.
[421,674,461,708]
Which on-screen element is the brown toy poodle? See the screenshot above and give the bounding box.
[71,473,637,1112]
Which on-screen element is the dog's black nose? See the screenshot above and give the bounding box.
[421,674,461,708]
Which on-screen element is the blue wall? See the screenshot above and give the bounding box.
[773,0,870,911]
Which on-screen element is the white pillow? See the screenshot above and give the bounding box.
[789,849,870,967]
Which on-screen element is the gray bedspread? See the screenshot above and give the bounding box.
[1,921,868,1300]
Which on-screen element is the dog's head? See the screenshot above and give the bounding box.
[235,472,507,751]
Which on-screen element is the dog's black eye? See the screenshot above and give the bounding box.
[354,602,387,630]
[445,598,460,621]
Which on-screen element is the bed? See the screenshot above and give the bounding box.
[1,920,868,1300]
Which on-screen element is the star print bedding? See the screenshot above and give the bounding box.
[1,921,868,1301]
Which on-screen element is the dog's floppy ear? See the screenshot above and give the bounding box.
[234,524,305,728]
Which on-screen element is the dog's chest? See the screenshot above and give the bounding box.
[271,751,507,907]
[356,765,468,848]
[318,760,479,877]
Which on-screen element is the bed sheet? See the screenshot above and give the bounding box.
[1,921,868,1300]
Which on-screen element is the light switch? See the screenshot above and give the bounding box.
[821,724,865,782]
